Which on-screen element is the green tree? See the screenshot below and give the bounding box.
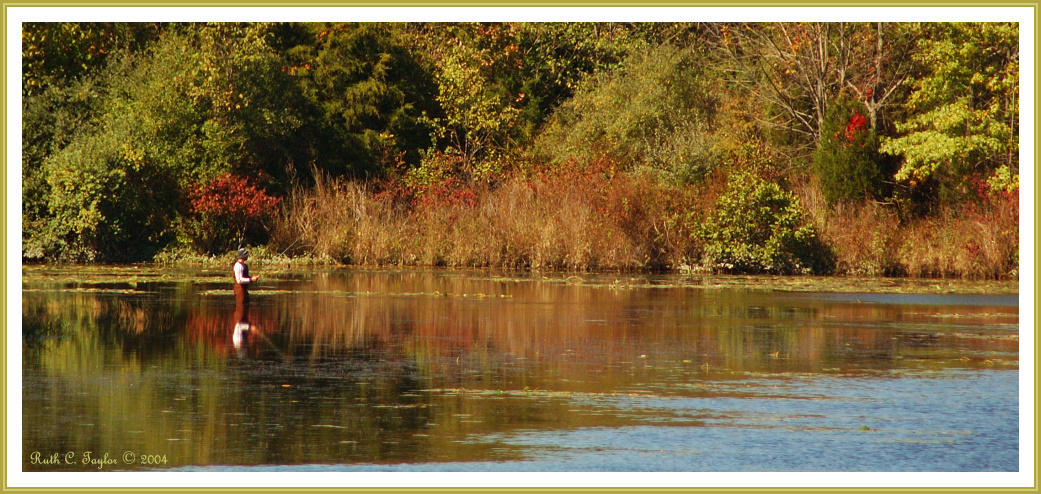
[22,23,166,260]
[880,22,1018,198]
[184,23,309,185]
[22,76,104,260]
[277,22,439,178]
[425,37,521,178]
[508,22,646,142]
[536,43,718,182]
[24,23,301,261]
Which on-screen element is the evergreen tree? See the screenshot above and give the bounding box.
[812,95,886,206]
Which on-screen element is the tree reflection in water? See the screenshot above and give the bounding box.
[21,268,1019,471]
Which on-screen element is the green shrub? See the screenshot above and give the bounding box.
[22,76,105,261]
[30,127,184,262]
[701,172,835,274]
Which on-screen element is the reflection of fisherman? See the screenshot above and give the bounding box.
[232,299,251,354]
[232,248,260,305]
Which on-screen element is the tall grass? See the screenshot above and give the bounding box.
[898,190,1019,279]
[273,168,1018,279]
[271,174,409,265]
[271,164,706,272]
[796,180,1019,280]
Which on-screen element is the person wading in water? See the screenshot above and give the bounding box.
[233,248,260,305]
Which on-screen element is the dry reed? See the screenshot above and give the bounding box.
[274,171,1017,279]
[271,170,703,272]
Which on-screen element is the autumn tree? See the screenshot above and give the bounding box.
[187,173,282,254]
[408,22,646,180]
[21,22,163,96]
[711,22,913,157]
[843,23,917,135]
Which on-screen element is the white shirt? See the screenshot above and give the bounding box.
[233,261,251,285]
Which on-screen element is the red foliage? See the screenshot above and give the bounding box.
[190,173,281,228]
[833,111,868,146]
[844,112,867,141]
[417,177,480,211]
[965,171,1018,206]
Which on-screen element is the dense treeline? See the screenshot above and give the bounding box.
[22,21,1019,278]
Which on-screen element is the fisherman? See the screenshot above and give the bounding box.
[233,247,260,305]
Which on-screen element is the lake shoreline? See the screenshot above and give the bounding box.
[21,263,1020,296]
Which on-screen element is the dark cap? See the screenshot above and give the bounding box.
[237,248,249,259]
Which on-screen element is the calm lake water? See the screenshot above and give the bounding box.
[21,266,1019,473]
